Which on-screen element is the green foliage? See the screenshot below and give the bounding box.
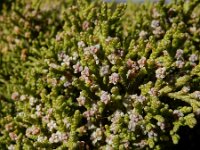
[1,0,200,149]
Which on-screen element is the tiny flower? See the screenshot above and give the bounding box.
[49,63,58,69]
[11,92,19,100]
[64,81,71,87]
[189,26,197,34]
[148,88,158,96]
[139,30,148,39]
[36,104,42,112]
[155,67,166,79]
[117,49,124,57]
[37,135,47,142]
[157,122,165,130]
[148,130,158,138]
[63,118,71,128]
[47,108,53,115]
[81,67,90,77]
[9,132,18,141]
[49,133,60,143]
[153,26,164,36]
[163,50,169,56]
[20,95,27,101]
[108,53,117,64]
[111,110,124,123]
[61,55,71,66]
[47,120,57,132]
[57,51,66,61]
[182,86,190,93]
[106,134,115,145]
[90,44,100,54]
[29,96,37,106]
[126,59,139,69]
[41,116,48,123]
[126,59,133,68]
[78,41,86,48]
[25,32,31,38]
[8,145,15,150]
[189,54,198,63]
[82,21,90,30]
[105,36,112,43]
[56,34,62,41]
[195,109,200,116]
[134,140,147,149]
[49,131,68,143]
[91,128,103,145]
[152,8,160,18]
[109,73,120,85]
[194,91,200,99]
[137,57,147,68]
[175,49,184,59]
[77,95,86,106]
[93,54,100,65]
[100,65,110,76]
[100,91,111,104]
[60,76,66,81]
[128,112,143,131]
[126,68,138,78]
[83,104,98,119]
[73,62,83,73]
[35,25,41,31]
[173,110,184,117]
[137,95,146,103]
[26,126,40,137]
[151,20,160,28]
[5,123,13,131]
[175,60,185,68]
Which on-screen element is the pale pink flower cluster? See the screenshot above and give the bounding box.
[175,49,184,59]
[173,110,184,117]
[128,111,143,131]
[100,65,110,76]
[77,94,86,106]
[155,67,166,79]
[194,91,200,99]
[83,104,98,120]
[9,132,18,141]
[100,91,111,104]
[110,110,124,134]
[47,120,57,132]
[90,128,103,145]
[73,62,83,73]
[26,126,40,137]
[49,131,68,143]
[139,30,148,39]
[109,73,120,85]
[175,60,185,68]
[78,41,86,48]
[137,57,147,68]
[157,121,165,130]
[148,130,158,138]
[11,92,19,100]
[8,145,15,150]
[148,88,158,96]
[37,135,47,142]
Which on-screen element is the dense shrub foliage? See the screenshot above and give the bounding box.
[1,0,200,149]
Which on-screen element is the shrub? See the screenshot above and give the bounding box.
[1,0,200,149]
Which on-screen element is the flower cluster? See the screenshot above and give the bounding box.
[1,0,200,149]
